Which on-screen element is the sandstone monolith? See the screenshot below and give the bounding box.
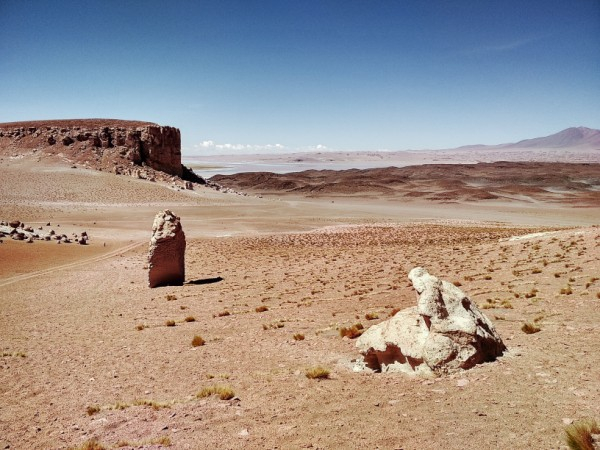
[356,267,506,376]
[148,210,186,288]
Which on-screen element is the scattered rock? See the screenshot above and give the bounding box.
[0,220,89,246]
[62,136,74,146]
[355,267,506,376]
[148,210,186,288]
[8,220,20,228]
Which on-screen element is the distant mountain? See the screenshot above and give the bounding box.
[504,127,600,149]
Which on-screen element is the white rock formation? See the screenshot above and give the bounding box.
[148,210,186,288]
[356,267,506,375]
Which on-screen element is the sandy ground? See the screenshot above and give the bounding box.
[1,156,599,449]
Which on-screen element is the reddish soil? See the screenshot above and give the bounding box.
[1,155,599,449]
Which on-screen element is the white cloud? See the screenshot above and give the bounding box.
[185,140,342,155]
[188,140,292,155]
[461,33,551,56]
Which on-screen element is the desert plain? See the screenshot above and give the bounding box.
[1,136,600,449]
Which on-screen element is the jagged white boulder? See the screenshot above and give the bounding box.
[148,210,186,288]
[356,267,506,375]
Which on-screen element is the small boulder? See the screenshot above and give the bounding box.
[356,267,506,376]
[148,210,186,288]
[62,136,74,145]
[9,220,20,228]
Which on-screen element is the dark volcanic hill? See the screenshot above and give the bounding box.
[211,162,600,205]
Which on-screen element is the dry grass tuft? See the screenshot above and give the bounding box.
[132,399,171,410]
[1,351,26,358]
[217,310,231,317]
[561,285,573,295]
[152,436,172,446]
[521,322,541,334]
[564,418,600,450]
[112,401,129,410]
[339,323,364,339]
[184,316,196,322]
[191,335,205,347]
[165,320,176,327]
[293,333,305,341]
[525,288,538,299]
[255,305,269,313]
[365,312,379,320]
[263,321,285,330]
[116,435,172,448]
[72,439,107,450]
[197,385,235,400]
[86,405,101,416]
[166,294,177,301]
[305,366,330,379]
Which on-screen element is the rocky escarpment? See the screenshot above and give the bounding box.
[0,119,203,183]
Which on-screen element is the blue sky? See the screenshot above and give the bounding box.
[1,1,599,155]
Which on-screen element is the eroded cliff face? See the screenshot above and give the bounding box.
[0,119,183,178]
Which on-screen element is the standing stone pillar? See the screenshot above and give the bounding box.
[148,210,186,288]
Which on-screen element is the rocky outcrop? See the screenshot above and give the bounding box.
[0,119,186,178]
[148,210,186,288]
[355,267,506,376]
